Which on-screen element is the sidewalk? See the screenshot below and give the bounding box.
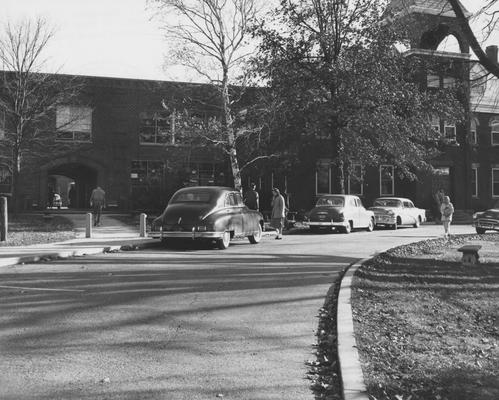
[0,214,158,268]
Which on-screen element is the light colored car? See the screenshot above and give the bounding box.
[308,194,375,234]
[149,186,264,249]
[369,197,426,229]
[473,200,499,234]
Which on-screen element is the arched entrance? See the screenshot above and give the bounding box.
[47,163,97,209]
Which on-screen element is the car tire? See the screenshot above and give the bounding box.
[366,218,374,232]
[218,231,231,249]
[248,224,262,244]
[391,220,398,230]
[476,227,486,234]
[342,222,352,234]
[413,216,421,228]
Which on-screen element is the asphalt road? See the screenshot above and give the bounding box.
[0,224,475,400]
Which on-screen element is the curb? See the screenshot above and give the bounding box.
[337,258,370,400]
[0,239,160,269]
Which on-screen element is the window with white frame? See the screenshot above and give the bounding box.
[470,118,478,145]
[56,105,92,142]
[348,164,363,195]
[316,161,331,194]
[444,121,456,142]
[490,117,499,146]
[427,74,440,88]
[139,112,173,145]
[471,165,478,198]
[380,165,394,196]
[493,168,499,197]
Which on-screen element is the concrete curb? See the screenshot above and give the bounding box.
[0,240,160,269]
[337,258,370,400]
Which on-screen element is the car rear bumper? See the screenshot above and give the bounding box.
[148,230,224,240]
[309,221,349,228]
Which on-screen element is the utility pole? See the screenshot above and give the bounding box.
[0,196,7,242]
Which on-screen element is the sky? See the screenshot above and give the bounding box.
[0,0,496,82]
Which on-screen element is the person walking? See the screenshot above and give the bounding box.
[244,182,259,211]
[440,195,454,240]
[271,187,286,240]
[90,185,106,227]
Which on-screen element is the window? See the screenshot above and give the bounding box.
[431,115,440,133]
[348,164,363,195]
[139,112,172,145]
[493,168,499,197]
[56,105,92,142]
[0,164,12,193]
[470,118,478,145]
[490,117,499,146]
[130,160,164,184]
[471,165,478,198]
[380,165,394,196]
[443,77,456,88]
[444,121,456,142]
[427,74,440,88]
[316,161,331,194]
[403,200,414,208]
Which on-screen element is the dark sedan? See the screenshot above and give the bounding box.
[150,186,264,249]
[473,201,499,234]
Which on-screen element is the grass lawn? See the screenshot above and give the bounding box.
[352,235,499,400]
[0,214,76,246]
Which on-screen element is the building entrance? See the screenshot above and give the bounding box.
[47,163,97,209]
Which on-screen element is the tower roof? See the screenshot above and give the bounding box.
[387,0,471,19]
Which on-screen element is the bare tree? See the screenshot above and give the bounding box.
[0,17,83,211]
[150,0,259,190]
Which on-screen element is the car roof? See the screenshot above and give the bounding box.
[375,197,410,201]
[175,186,236,193]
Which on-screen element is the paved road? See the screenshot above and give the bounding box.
[0,224,474,400]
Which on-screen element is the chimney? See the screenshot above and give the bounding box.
[486,45,498,64]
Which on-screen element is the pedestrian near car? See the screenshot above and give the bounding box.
[440,195,454,240]
[244,182,259,211]
[90,185,106,226]
[271,187,286,240]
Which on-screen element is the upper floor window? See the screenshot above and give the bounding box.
[139,112,172,145]
[492,168,499,197]
[470,117,478,145]
[430,115,440,133]
[427,74,440,88]
[348,164,363,196]
[444,121,456,142]
[56,105,92,142]
[443,77,456,88]
[380,165,394,196]
[490,117,499,146]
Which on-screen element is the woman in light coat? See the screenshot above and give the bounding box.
[271,188,286,240]
[440,195,454,240]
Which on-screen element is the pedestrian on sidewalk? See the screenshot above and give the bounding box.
[244,182,259,211]
[440,195,454,240]
[270,187,286,240]
[90,186,106,227]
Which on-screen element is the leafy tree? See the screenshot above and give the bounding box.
[251,0,463,193]
[150,0,268,190]
[0,17,83,211]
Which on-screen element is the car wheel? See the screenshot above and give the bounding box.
[413,216,421,228]
[342,222,352,234]
[218,231,231,249]
[391,220,398,230]
[476,227,486,234]
[248,224,262,244]
[366,218,374,232]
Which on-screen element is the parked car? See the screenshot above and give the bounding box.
[369,197,426,229]
[308,194,374,233]
[473,201,499,234]
[149,186,264,249]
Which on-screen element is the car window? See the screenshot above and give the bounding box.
[349,198,357,207]
[403,201,413,208]
[373,199,402,207]
[357,198,364,208]
[170,190,212,203]
[225,193,237,207]
[234,192,244,206]
[316,196,344,207]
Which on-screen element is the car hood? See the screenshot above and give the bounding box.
[479,209,499,219]
[156,203,216,225]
